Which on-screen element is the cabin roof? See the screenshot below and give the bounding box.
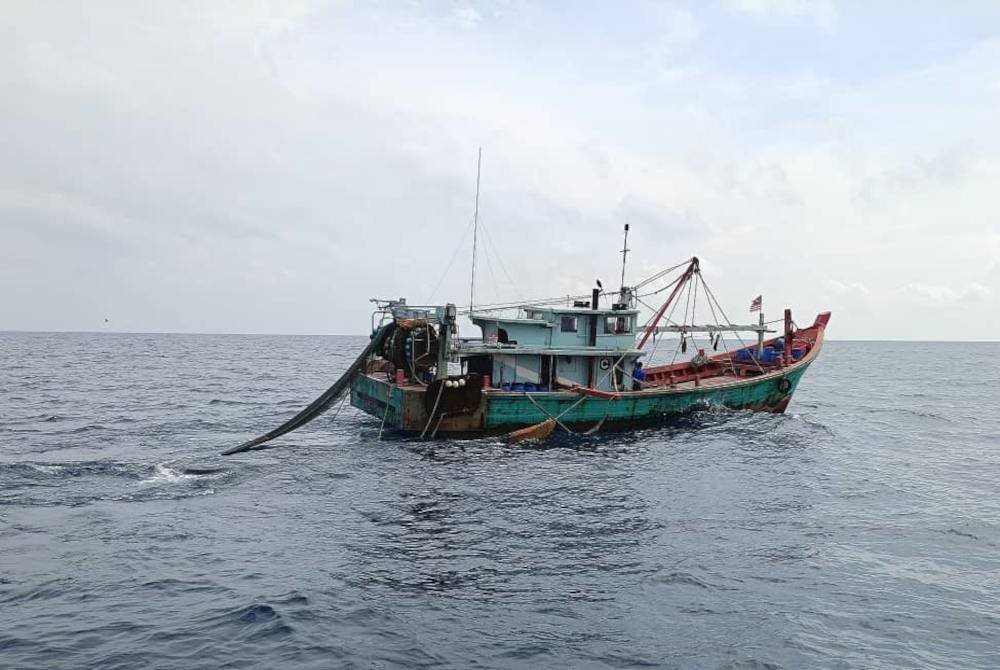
[524,305,639,316]
[470,306,639,324]
[459,342,643,357]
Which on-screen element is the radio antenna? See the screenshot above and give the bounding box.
[619,223,630,293]
[469,147,482,314]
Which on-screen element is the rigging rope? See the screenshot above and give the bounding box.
[421,382,446,439]
[698,276,764,374]
[480,219,522,298]
[670,276,695,366]
[634,259,693,290]
[698,272,737,376]
[427,215,477,303]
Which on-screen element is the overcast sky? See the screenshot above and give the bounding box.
[2,1,998,340]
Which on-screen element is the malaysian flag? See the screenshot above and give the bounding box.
[749,295,762,312]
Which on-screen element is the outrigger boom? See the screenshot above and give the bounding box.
[654,325,776,334]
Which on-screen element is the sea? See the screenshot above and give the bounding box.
[1,332,998,669]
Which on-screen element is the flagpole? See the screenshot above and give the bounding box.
[757,298,765,355]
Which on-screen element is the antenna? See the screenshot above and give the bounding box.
[469,147,482,314]
[619,223,630,293]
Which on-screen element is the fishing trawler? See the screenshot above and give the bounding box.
[223,154,828,454]
[225,247,829,453]
[347,256,829,440]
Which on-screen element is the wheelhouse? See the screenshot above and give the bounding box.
[459,298,642,393]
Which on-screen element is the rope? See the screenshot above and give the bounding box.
[669,278,694,366]
[430,413,446,439]
[699,276,764,374]
[480,219,522,298]
[691,271,699,350]
[634,259,693,290]
[698,273,737,376]
[421,382,446,439]
[584,393,618,434]
[525,392,576,434]
[328,393,349,424]
[377,386,393,441]
[427,214,476,303]
[479,224,503,304]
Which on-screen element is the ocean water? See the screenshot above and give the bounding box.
[1,332,999,669]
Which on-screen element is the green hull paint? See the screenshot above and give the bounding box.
[351,374,405,427]
[483,363,810,430]
[351,362,812,435]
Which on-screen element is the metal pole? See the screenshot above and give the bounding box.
[619,223,630,294]
[784,308,793,364]
[757,310,765,356]
[469,147,482,314]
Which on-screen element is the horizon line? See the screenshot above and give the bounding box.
[2,329,998,344]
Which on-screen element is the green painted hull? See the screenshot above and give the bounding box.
[484,362,809,430]
[350,361,811,435]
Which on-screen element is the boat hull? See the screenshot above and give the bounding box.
[351,311,827,437]
[350,359,811,436]
[483,362,808,431]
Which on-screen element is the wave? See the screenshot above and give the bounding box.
[139,463,230,486]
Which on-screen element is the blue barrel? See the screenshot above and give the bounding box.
[775,337,785,351]
[524,383,536,392]
[501,382,511,391]
[512,383,525,392]
[537,385,550,392]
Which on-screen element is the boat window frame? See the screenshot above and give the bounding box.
[604,315,632,334]
[560,315,578,333]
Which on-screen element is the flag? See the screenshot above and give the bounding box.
[749,295,762,312]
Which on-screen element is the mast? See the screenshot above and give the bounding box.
[469,147,482,314]
[757,306,765,355]
[619,223,630,294]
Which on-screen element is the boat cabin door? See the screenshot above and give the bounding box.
[540,355,554,389]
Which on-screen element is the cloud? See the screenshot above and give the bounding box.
[823,279,869,296]
[614,195,709,239]
[820,279,873,317]
[894,282,993,306]
[0,3,999,338]
[856,142,981,206]
[451,3,483,30]
[725,0,837,32]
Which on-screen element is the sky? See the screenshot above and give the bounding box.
[2,1,998,340]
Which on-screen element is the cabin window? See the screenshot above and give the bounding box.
[560,316,578,332]
[604,316,631,334]
[497,328,509,344]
